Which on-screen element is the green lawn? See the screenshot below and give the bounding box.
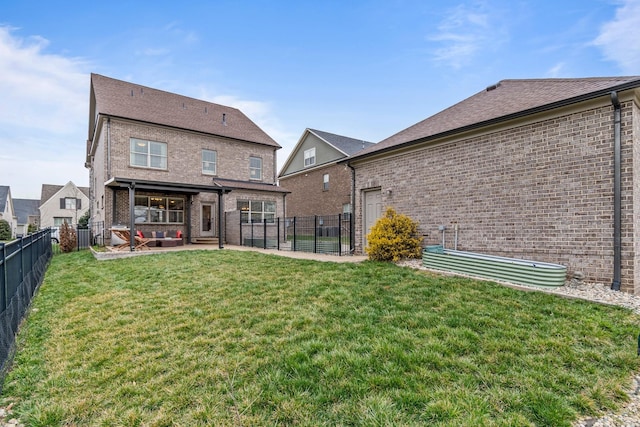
[2,250,639,426]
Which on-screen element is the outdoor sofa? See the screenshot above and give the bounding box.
[136,230,184,247]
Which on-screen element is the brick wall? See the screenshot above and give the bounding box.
[108,119,278,185]
[92,117,283,242]
[353,100,638,292]
[279,163,352,217]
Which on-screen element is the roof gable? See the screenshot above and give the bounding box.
[279,128,374,177]
[89,74,280,149]
[352,76,640,160]
[40,182,90,206]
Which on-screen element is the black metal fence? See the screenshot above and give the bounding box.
[0,229,52,390]
[241,214,353,256]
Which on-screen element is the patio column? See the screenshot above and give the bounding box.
[218,190,224,249]
[128,182,135,252]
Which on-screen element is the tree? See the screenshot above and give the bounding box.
[0,220,11,241]
[59,221,77,253]
[365,207,422,262]
[78,210,90,229]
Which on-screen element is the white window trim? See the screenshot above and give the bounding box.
[304,147,316,167]
[249,156,262,181]
[130,138,168,170]
[202,149,217,175]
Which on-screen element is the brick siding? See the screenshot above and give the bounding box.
[353,100,639,293]
[89,117,283,244]
[279,163,352,217]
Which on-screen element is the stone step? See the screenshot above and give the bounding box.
[191,237,219,244]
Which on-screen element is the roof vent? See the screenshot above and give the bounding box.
[222,113,227,126]
[205,106,208,114]
[130,89,134,96]
[486,82,501,92]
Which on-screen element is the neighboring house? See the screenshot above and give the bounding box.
[39,182,90,229]
[345,76,640,294]
[0,186,17,238]
[13,199,40,236]
[278,129,374,217]
[85,74,288,247]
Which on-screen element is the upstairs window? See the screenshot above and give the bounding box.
[323,173,329,191]
[250,156,262,180]
[130,138,167,169]
[60,197,81,210]
[202,149,217,175]
[304,147,316,167]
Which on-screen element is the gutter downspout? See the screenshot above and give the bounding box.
[347,162,356,254]
[611,91,622,291]
[107,117,112,180]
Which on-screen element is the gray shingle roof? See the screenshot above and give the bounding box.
[40,184,89,206]
[13,199,39,224]
[308,129,374,155]
[90,74,280,148]
[213,178,290,194]
[351,76,640,160]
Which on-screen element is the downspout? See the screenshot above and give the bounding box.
[347,162,356,254]
[107,117,112,179]
[611,91,622,291]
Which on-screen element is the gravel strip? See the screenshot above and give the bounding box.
[398,259,640,427]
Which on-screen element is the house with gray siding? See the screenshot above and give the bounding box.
[0,186,16,238]
[346,76,640,294]
[13,198,40,236]
[279,129,374,217]
[39,182,90,230]
[85,74,288,248]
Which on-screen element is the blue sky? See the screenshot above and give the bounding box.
[1,0,639,199]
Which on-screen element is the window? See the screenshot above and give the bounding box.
[130,138,167,169]
[202,149,217,175]
[249,156,262,180]
[237,200,276,224]
[323,173,329,191]
[54,217,72,227]
[60,197,79,210]
[134,196,184,224]
[304,147,316,167]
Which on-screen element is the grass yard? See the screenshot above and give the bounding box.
[2,250,639,426]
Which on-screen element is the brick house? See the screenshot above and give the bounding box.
[346,77,640,293]
[278,128,374,217]
[85,74,288,248]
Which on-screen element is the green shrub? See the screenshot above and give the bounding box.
[365,207,422,261]
[78,210,90,229]
[59,221,77,253]
[0,219,11,240]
